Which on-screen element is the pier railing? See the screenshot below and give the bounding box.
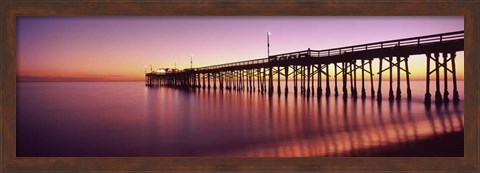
[309,30,463,57]
[151,30,463,74]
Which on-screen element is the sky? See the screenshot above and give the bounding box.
[17,16,464,81]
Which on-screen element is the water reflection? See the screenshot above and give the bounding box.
[143,84,464,157]
[16,82,463,157]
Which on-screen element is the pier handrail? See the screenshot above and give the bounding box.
[196,57,269,71]
[308,30,463,57]
[169,31,464,73]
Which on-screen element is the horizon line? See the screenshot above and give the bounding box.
[17,79,465,82]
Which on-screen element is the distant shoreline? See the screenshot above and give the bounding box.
[17,80,144,82]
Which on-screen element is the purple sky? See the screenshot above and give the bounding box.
[17,16,463,81]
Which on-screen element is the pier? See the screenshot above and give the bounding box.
[146,31,464,105]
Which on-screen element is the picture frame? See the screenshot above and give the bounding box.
[1,1,478,172]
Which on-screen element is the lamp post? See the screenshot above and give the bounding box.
[144,65,147,74]
[267,32,271,58]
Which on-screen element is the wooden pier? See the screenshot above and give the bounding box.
[146,31,464,105]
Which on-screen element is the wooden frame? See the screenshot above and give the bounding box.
[1,1,478,172]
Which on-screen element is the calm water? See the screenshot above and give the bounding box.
[17,81,464,157]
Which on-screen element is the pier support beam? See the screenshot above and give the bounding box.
[252,69,255,91]
[334,63,338,97]
[396,56,402,101]
[246,70,249,91]
[257,68,260,92]
[349,62,354,98]
[213,73,217,90]
[245,70,248,91]
[226,71,229,90]
[227,72,230,90]
[294,66,298,95]
[405,56,412,100]
[239,70,242,91]
[202,73,206,89]
[342,62,348,99]
[353,61,357,99]
[233,71,236,90]
[425,53,432,104]
[311,65,315,97]
[451,52,460,103]
[326,64,331,97]
[277,66,281,95]
[238,70,241,91]
[369,60,375,98]
[197,73,201,88]
[208,73,211,90]
[301,66,305,94]
[285,66,289,95]
[318,64,322,97]
[231,71,234,91]
[434,52,443,104]
[443,53,450,103]
[258,69,262,92]
[231,71,234,90]
[377,58,383,102]
[269,66,273,94]
[262,68,266,93]
[361,59,366,99]
[233,71,237,90]
[240,70,243,91]
[220,72,224,90]
[388,56,394,102]
[307,65,311,96]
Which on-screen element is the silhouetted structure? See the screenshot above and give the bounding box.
[146,31,464,105]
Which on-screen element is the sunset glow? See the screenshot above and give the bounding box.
[17,16,464,81]
[17,17,465,158]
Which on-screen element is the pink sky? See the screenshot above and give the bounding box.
[17,16,464,81]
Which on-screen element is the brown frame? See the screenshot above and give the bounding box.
[1,1,478,172]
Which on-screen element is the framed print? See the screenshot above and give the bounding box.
[1,1,478,172]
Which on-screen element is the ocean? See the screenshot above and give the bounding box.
[16,81,464,157]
